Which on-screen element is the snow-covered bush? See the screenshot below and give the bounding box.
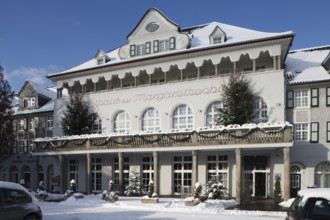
[147,180,158,198]
[206,176,226,200]
[273,174,282,201]
[64,179,83,199]
[125,171,141,196]
[103,180,118,202]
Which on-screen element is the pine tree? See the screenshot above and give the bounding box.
[218,73,254,126]
[61,93,95,136]
[273,174,282,201]
[0,66,14,156]
[125,170,141,196]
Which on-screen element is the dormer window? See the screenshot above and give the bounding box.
[97,58,104,65]
[209,26,226,45]
[213,37,222,44]
[95,49,110,65]
[24,97,35,108]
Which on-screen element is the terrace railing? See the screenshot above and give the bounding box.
[32,123,292,153]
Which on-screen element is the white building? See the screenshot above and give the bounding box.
[4,8,330,201]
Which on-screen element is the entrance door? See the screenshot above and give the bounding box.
[255,172,266,197]
[290,174,301,197]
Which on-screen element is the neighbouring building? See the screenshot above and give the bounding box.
[1,8,329,201]
[0,81,56,191]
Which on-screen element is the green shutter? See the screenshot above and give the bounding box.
[286,90,294,108]
[311,88,319,107]
[327,87,330,106]
[130,45,136,57]
[170,37,176,50]
[145,42,151,54]
[153,40,159,53]
[310,122,319,143]
[327,121,330,142]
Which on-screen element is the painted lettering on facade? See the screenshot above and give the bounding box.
[92,85,221,107]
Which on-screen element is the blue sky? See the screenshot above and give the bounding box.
[1,0,329,92]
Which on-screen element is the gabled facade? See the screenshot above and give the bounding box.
[285,46,330,196]
[0,81,56,190]
[30,8,296,201]
[8,8,326,202]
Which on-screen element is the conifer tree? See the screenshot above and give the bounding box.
[0,66,14,156]
[61,93,95,135]
[218,73,254,126]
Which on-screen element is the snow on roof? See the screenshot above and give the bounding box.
[29,81,57,100]
[298,188,330,201]
[13,99,55,115]
[285,46,330,85]
[49,19,293,76]
[189,21,292,49]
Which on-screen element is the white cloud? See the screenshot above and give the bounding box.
[5,65,61,92]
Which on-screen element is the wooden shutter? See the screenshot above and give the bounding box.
[286,90,294,108]
[310,88,319,107]
[310,122,319,143]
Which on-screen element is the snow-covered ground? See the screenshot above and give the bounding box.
[35,193,289,220]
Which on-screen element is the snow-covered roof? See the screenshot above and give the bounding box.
[285,46,330,85]
[48,12,294,77]
[13,99,55,115]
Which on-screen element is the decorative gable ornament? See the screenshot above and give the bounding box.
[118,8,189,60]
[145,22,159,32]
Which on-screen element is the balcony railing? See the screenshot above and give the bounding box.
[32,123,292,153]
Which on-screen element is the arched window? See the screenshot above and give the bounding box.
[0,166,6,181]
[142,108,160,131]
[9,166,18,183]
[315,161,330,188]
[206,101,222,127]
[92,114,102,134]
[38,166,44,183]
[252,97,268,124]
[172,105,193,129]
[22,166,31,188]
[47,165,54,191]
[114,111,131,133]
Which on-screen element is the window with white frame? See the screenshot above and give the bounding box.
[91,114,102,134]
[159,39,170,52]
[294,123,309,141]
[136,44,146,56]
[113,157,129,192]
[172,105,194,129]
[314,161,330,188]
[142,157,154,194]
[142,108,160,131]
[213,37,222,44]
[114,111,131,133]
[294,90,309,108]
[252,98,268,123]
[206,101,222,127]
[173,156,192,194]
[69,159,79,189]
[24,97,35,108]
[92,158,102,192]
[47,116,53,129]
[18,119,26,131]
[207,155,228,188]
[327,121,330,142]
[97,58,104,65]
